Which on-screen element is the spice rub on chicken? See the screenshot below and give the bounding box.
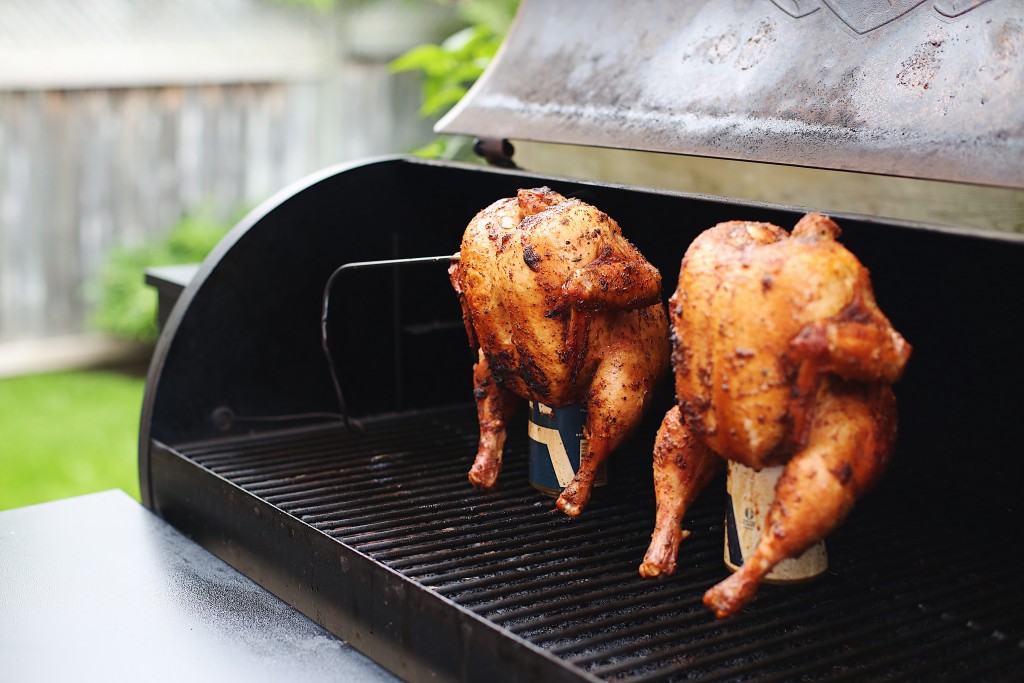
[638,213,911,618]
[449,187,669,516]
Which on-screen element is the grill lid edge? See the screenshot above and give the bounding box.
[437,0,1024,190]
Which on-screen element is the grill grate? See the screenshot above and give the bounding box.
[173,405,1024,682]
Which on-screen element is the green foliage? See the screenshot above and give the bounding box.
[391,0,519,159]
[453,0,518,35]
[391,23,499,117]
[0,370,144,511]
[270,0,337,12]
[270,0,519,159]
[90,209,236,343]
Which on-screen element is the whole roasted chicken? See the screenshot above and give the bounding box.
[450,187,669,516]
[638,213,911,617]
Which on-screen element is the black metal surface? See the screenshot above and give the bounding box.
[156,406,1024,682]
[0,490,396,683]
[438,0,1024,189]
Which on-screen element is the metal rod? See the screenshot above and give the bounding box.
[391,236,402,409]
[320,252,461,426]
[330,253,459,273]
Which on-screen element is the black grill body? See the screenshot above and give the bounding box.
[141,157,1024,681]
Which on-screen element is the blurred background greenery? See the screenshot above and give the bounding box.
[0,0,516,512]
[0,370,144,510]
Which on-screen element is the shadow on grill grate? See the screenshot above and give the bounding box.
[173,405,1024,682]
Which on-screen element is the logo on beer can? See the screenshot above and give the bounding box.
[724,461,828,583]
[527,402,605,497]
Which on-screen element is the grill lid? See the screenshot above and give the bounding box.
[436,0,1024,189]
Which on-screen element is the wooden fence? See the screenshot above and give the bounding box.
[0,63,429,349]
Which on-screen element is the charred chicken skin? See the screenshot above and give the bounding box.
[638,213,911,618]
[450,187,669,516]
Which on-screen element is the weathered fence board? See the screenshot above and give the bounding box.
[0,67,430,347]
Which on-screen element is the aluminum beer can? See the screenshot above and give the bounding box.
[724,460,828,582]
[527,402,605,497]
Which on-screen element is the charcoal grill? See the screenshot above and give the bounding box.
[140,1,1024,681]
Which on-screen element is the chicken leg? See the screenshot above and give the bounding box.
[556,308,669,517]
[467,348,521,489]
[703,379,897,618]
[639,405,723,577]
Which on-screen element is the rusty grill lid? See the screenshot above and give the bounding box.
[436,0,1024,189]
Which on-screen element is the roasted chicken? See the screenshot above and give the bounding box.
[450,187,669,516]
[638,213,911,617]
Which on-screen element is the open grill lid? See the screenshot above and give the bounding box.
[436,0,1024,189]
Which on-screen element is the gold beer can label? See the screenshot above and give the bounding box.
[724,461,828,583]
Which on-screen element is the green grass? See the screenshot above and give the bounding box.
[0,369,145,511]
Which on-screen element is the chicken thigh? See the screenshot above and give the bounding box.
[450,187,669,516]
[638,213,911,617]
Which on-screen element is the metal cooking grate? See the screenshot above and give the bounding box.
[175,405,1024,682]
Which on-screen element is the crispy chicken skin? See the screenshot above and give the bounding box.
[450,187,669,516]
[638,213,911,617]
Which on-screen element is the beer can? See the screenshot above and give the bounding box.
[724,460,828,582]
[527,402,606,497]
